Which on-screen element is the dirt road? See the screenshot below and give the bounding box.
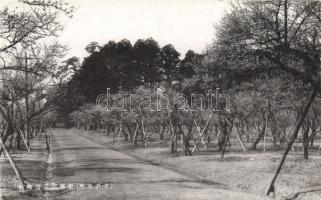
[48,128,267,199]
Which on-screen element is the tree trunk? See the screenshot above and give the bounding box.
[181,127,192,156]
[86,119,91,132]
[169,119,177,154]
[302,122,310,159]
[125,124,133,143]
[123,126,128,142]
[44,131,50,151]
[16,129,22,150]
[159,124,166,140]
[221,117,233,159]
[133,123,139,145]
[141,120,147,147]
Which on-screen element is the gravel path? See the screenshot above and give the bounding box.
[47,128,268,200]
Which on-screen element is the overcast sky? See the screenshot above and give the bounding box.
[1,0,228,59]
[58,0,228,59]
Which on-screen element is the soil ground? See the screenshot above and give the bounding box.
[76,128,321,200]
[47,128,268,199]
[1,128,321,199]
[0,135,52,200]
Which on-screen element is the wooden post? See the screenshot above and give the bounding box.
[118,120,122,145]
[194,121,207,148]
[192,113,213,152]
[19,129,30,153]
[264,110,268,152]
[0,137,25,190]
[265,86,317,196]
[234,130,247,152]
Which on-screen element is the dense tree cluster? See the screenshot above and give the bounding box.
[54,38,202,119]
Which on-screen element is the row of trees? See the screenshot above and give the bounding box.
[210,0,321,195]
[67,81,321,156]
[58,0,321,197]
[0,0,73,189]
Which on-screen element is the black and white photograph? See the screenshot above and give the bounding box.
[1,0,321,199]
